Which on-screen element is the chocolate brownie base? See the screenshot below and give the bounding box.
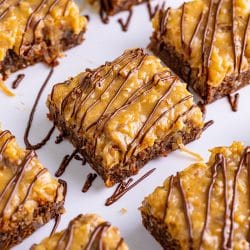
[0,201,64,250]
[0,29,85,80]
[141,210,180,250]
[49,105,202,186]
[149,34,250,104]
[102,0,146,15]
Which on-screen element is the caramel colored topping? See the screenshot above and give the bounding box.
[0,81,14,96]
[178,142,204,162]
[153,0,250,87]
[0,0,87,62]
[32,214,129,250]
[48,49,204,172]
[0,130,65,223]
[141,142,250,249]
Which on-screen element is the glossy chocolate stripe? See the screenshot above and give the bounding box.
[201,0,213,67]
[130,95,193,159]
[199,153,227,249]
[63,0,71,16]
[189,11,204,55]
[24,68,55,150]
[226,147,250,248]
[95,71,172,136]
[160,7,170,35]
[71,51,140,122]
[123,77,177,163]
[1,150,36,217]
[115,238,124,250]
[85,222,111,250]
[163,175,174,221]
[81,53,143,132]
[31,0,60,46]
[19,0,48,55]
[180,3,186,49]
[176,172,193,249]
[55,217,75,250]
[231,0,237,72]
[88,55,147,139]
[239,14,250,73]
[246,149,250,242]
[0,6,10,19]
[206,0,223,70]
[0,130,11,159]
[19,168,48,206]
[105,168,155,206]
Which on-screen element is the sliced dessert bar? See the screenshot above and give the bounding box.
[31,214,128,250]
[0,129,66,249]
[47,48,204,187]
[0,0,87,80]
[150,0,250,103]
[141,142,250,249]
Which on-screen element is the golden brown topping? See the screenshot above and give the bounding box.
[0,130,64,223]
[48,49,204,173]
[153,0,250,87]
[32,214,129,250]
[0,0,86,62]
[141,142,250,250]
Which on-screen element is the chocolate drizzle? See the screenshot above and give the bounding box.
[180,3,186,50]
[55,215,115,250]
[161,147,250,248]
[82,173,97,193]
[231,0,237,72]
[146,1,159,20]
[99,0,111,24]
[63,0,71,16]
[158,0,250,82]
[24,68,55,150]
[0,130,67,224]
[176,172,193,249]
[196,147,250,249]
[55,216,77,250]
[202,120,214,132]
[0,131,14,160]
[239,14,250,73]
[50,214,61,237]
[85,222,111,250]
[189,11,204,55]
[227,93,239,112]
[160,7,170,35]
[105,168,155,206]
[74,154,86,165]
[55,149,78,177]
[226,147,250,248]
[19,0,47,55]
[197,101,206,116]
[55,132,65,144]
[206,0,223,75]
[118,9,133,32]
[163,175,173,221]
[54,49,200,189]
[0,149,36,217]
[11,74,25,89]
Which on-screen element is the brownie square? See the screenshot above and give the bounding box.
[47,48,204,187]
[0,0,87,80]
[141,142,250,249]
[0,129,66,249]
[31,214,128,249]
[150,1,250,103]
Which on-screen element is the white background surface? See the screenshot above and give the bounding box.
[0,0,249,249]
